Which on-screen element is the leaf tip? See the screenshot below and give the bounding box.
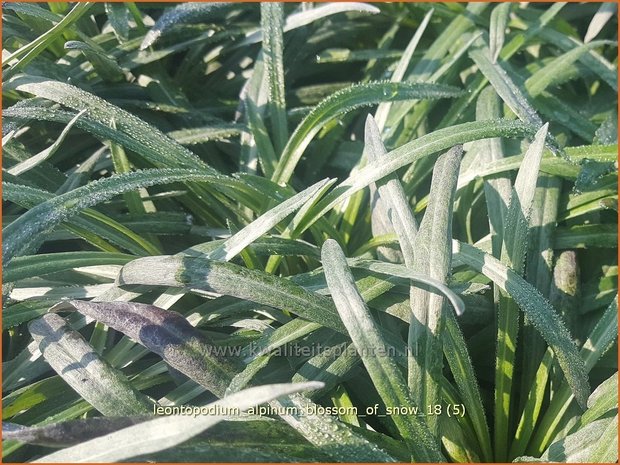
[321,238,342,261]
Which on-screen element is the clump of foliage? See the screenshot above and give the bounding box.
[2,2,617,463]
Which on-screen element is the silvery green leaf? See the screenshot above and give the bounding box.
[494,122,549,460]
[373,9,434,129]
[141,3,234,49]
[540,417,617,462]
[272,81,463,184]
[300,119,541,235]
[469,40,542,128]
[366,115,418,263]
[525,41,614,97]
[453,240,590,409]
[408,146,461,440]
[208,178,334,261]
[34,382,323,463]
[489,3,511,63]
[3,169,224,265]
[5,75,212,171]
[321,239,443,462]
[2,417,145,447]
[529,296,617,455]
[8,110,86,176]
[118,255,347,334]
[29,313,153,416]
[243,3,381,46]
[261,2,288,153]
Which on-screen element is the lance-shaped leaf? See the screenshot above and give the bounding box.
[242,51,277,177]
[346,260,464,317]
[524,40,614,97]
[469,41,542,128]
[494,123,548,460]
[475,86,511,257]
[373,8,434,129]
[119,254,466,339]
[242,3,381,46]
[510,177,562,459]
[2,169,226,265]
[51,300,242,398]
[261,2,288,153]
[529,296,617,454]
[3,182,160,257]
[34,382,323,463]
[118,255,347,334]
[535,27,617,92]
[3,3,93,77]
[272,81,463,184]
[539,417,617,462]
[321,239,444,462]
[128,419,332,462]
[28,313,153,416]
[365,27,430,261]
[359,120,490,457]
[452,240,590,409]
[8,110,86,176]
[576,371,618,430]
[366,115,418,264]
[140,2,235,49]
[489,3,511,63]
[44,305,397,462]
[4,251,133,283]
[207,178,334,261]
[584,3,617,43]
[346,259,491,459]
[408,145,461,440]
[3,417,146,448]
[298,119,543,235]
[5,75,212,171]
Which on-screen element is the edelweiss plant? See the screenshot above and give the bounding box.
[2,2,618,463]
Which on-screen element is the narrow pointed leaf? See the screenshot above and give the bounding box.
[469,42,542,128]
[261,2,288,153]
[34,382,323,463]
[408,146,461,440]
[5,75,212,171]
[208,178,334,261]
[489,3,511,63]
[8,110,86,176]
[3,169,225,265]
[494,123,549,460]
[140,3,234,49]
[453,240,589,408]
[2,417,145,447]
[243,3,381,46]
[584,3,617,43]
[525,41,614,97]
[28,313,153,416]
[321,239,443,461]
[272,81,463,184]
[366,115,417,264]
